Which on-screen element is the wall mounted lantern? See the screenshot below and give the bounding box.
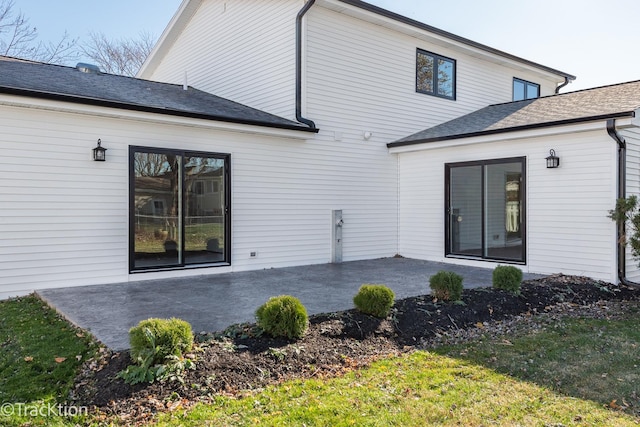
[546,149,559,168]
[93,139,107,162]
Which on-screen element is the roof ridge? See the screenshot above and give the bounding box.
[0,54,61,66]
[487,79,640,108]
[0,56,200,91]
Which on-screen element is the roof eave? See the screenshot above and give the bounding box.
[141,0,576,82]
[138,0,204,78]
[0,86,318,133]
[335,0,575,81]
[387,111,636,148]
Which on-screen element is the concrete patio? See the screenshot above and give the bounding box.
[38,257,542,350]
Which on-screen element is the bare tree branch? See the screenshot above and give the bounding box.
[0,0,36,56]
[0,0,79,64]
[0,0,154,72]
[81,31,155,76]
[31,31,79,64]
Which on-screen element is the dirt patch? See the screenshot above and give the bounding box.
[71,274,640,423]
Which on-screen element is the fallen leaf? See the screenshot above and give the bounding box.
[166,400,182,412]
[76,332,85,338]
[54,357,66,363]
[501,340,513,346]
[475,322,484,329]
[609,399,621,410]
[24,356,33,362]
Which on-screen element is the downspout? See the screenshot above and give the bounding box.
[555,76,570,94]
[295,0,317,129]
[606,119,640,287]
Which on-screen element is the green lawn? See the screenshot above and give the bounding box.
[434,304,640,414]
[157,350,639,426]
[0,295,99,426]
[158,302,640,426]
[1,296,638,426]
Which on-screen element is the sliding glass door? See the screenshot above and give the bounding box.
[446,157,525,263]
[130,147,230,271]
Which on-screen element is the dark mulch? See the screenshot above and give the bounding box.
[71,274,640,423]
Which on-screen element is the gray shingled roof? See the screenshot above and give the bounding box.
[389,80,640,147]
[0,58,315,132]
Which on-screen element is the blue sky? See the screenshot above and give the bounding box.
[14,0,640,92]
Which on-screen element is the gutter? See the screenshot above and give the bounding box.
[388,111,635,148]
[555,76,570,94]
[295,0,318,130]
[606,119,640,287]
[0,86,317,133]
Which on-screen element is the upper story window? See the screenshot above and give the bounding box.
[416,49,456,100]
[513,78,540,101]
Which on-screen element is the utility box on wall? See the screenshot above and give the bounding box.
[331,210,343,263]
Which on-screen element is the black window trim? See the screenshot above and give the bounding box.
[129,145,232,273]
[444,156,526,265]
[416,48,457,100]
[512,77,540,101]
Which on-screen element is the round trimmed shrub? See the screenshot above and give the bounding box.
[353,284,395,318]
[429,271,463,302]
[129,317,194,365]
[492,265,523,293]
[256,295,308,339]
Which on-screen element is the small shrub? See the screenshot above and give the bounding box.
[353,284,395,318]
[118,351,195,385]
[492,265,523,293]
[256,295,308,339]
[609,195,640,266]
[129,317,194,364]
[120,317,195,385]
[429,271,463,302]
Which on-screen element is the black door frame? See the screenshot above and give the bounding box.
[444,156,526,264]
[128,146,231,272]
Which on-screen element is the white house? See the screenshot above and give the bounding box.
[1,0,639,297]
[389,83,640,283]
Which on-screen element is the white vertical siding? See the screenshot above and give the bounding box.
[304,5,561,142]
[146,1,564,138]
[147,0,302,120]
[622,127,640,281]
[0,108,129,292]
[397,129,619,282]
[0,101,397,294]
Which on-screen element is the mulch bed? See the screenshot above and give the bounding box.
[71,274,640,424]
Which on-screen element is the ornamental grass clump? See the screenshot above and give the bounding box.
[256,295,308,340]
[353,284,395,318]
[492,265,523,294]
[429,271,463,302]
